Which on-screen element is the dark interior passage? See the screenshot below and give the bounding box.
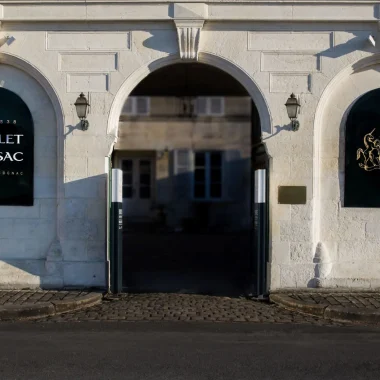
[114,62,265,295]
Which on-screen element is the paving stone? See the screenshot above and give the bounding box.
[287,292,380,311]
[30,293,351,326]
[0,290,92,306]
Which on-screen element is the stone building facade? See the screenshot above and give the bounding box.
[0,0,380,291]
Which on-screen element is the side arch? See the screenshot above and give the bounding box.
[313,53,380,285]
[107,52,272,143]
[0,53,65,261]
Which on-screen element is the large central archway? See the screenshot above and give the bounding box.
[108,53,271,295]
[107,53,272,141]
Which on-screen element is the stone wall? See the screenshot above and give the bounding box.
[0,1,378,290]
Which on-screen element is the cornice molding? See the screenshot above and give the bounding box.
[0,1,378,3]
[0,1,377,22]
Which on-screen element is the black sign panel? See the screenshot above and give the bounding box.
[345,88,380,207]
[0,88,34,206]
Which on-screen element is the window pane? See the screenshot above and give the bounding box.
[123,173,132,185]
[139,160,151,173]
[123,186,132,198]
[210,152,222,167]
[140,187,151,199]
[140,173,150,186]
[122,98,133,114]
[197,97,207,115]
[136,97,149,114]
[210,98,223,115]
[195,152,205,166]
[210,184,222,198]
[122,160,132,171]
[210,169,221,182]
[194,184,205,198]
[176,150,190,168]
[194,169,205,182]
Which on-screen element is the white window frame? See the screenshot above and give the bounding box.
[192,151,224,202]
[123,96,151,116]
[195,97,225,116]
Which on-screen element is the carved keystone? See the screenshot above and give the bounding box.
[173,3,207,61]
[175,20,204,60]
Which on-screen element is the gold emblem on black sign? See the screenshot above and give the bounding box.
[357,128,380,171]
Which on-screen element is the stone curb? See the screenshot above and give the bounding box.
[0,292,103,321]
[270,293,380,324]
[270,294,327,317]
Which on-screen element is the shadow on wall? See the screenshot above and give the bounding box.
[262,124,293,141]
[1,173,108,290]
[319,31,377,61]
[1,147,266,290]
[142,30,178,55]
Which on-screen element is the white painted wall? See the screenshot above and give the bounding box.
[0,1,378,290]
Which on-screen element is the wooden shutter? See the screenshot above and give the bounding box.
[210,97,224,116]
[173,149,193,200]
[196,97,207,115]
[122,97,133,115]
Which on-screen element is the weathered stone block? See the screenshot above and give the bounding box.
[290,242,313,263]
[280,265,297,288]
[87,241,106,261]
[271,241,290,264]
[40,199,57,219]
[280,221,311,242]
[64,156,87,178]
[61,240,87,261]
[63,262,105,287]
[63,199,86,219]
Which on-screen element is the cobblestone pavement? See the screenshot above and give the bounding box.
[0,290,94,306]
[34,293,353,325]
[287,292,380,309]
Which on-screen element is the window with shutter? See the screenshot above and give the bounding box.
[121,97,150,116]
[196,97,208,115]
[122,97,133,115]
[193,151,224,201]
[209,97,224,116]
[136,97,150,115]
[195,97,225,116]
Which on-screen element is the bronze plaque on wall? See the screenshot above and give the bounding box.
[278,186,307,204]
[345,88,380,207]
[0,88,34,206]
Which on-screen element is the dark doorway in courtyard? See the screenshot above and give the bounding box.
[112,63,268,296]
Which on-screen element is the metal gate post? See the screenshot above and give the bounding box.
[253,168,267,297]
[110,168,123,293]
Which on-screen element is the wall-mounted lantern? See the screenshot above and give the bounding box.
[285,93,300,131]
[74,93,90,131]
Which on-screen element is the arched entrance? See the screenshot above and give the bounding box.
[109,57,270,296]
[313,55,380,287]
[0,55,65,288]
